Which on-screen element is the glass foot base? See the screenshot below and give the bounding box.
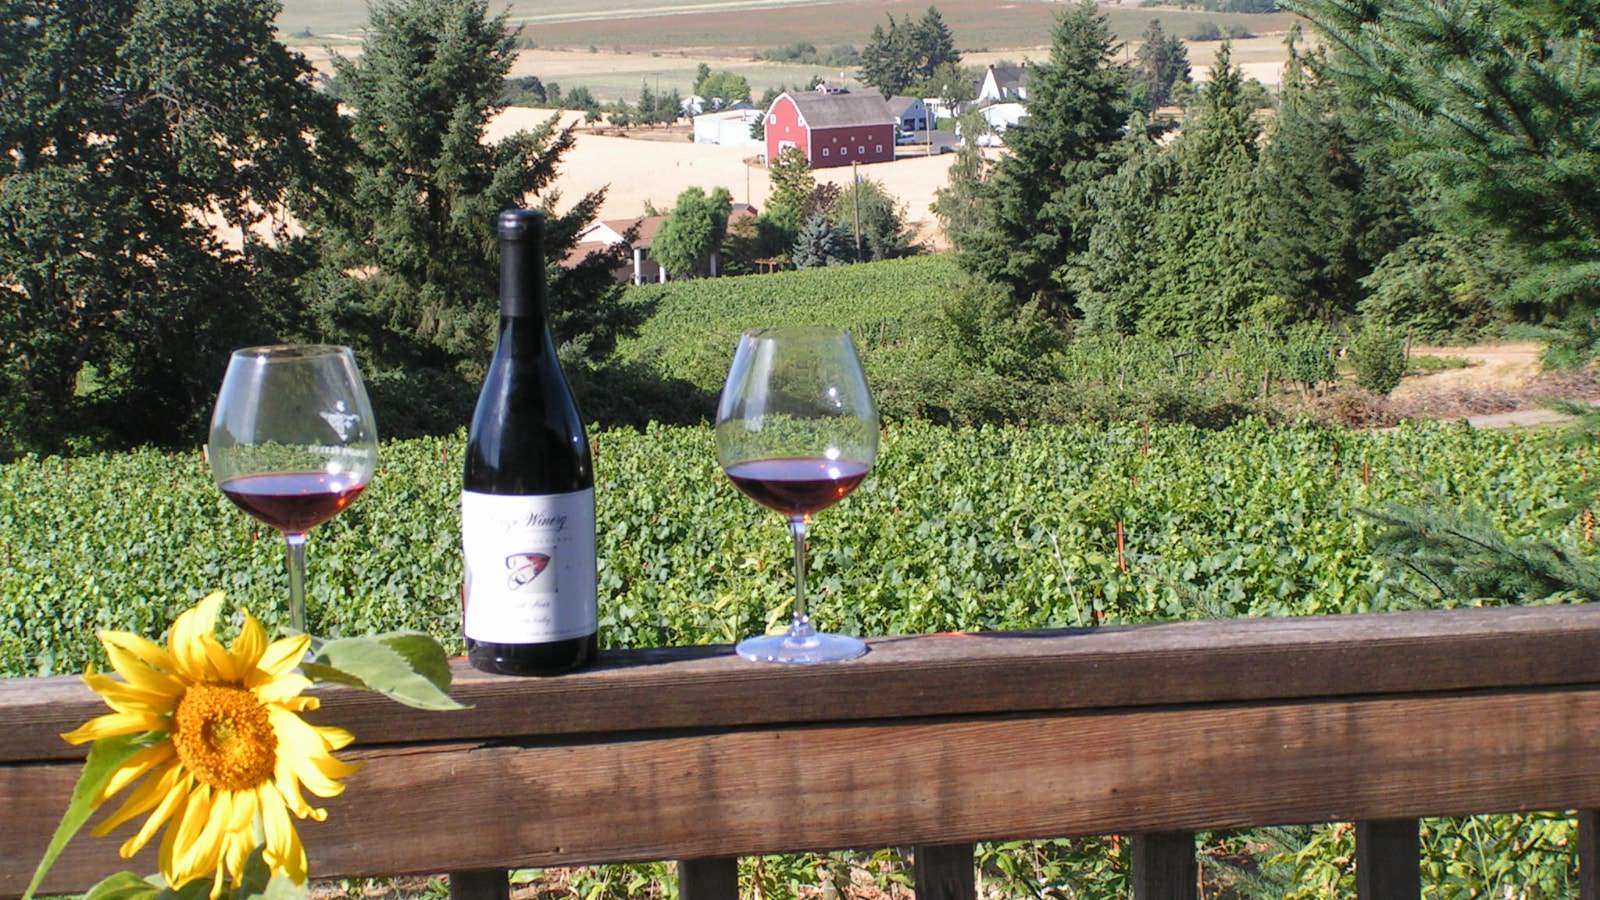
[737,631,867,664]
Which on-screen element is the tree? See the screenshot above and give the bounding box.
[1131,19,1189,111]
[1282,0,1600,318]
[793,213,851,268]
[305,0,629,375]
[695,70,751,106]
[1138,44,1267,337]
[834,177,916,261]
[765,146,816,236]
[956,1,1130,313]
[931,111,994,248]
[1069,115,1177,334]
[913,6,960,80]
[1254,32,1411,322]
[0,0,346,455]
[913,61,977,114]
[652,187,734,278]
[859,21,905,97]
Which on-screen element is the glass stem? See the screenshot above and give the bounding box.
[789,517,813,638]
[285,532,308,634]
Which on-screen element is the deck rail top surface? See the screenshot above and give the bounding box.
[5,603,1599,762]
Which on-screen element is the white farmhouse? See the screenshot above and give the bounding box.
[977,64,1030,104]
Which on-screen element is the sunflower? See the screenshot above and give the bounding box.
[61,593,360,895]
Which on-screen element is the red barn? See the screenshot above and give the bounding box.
[763,91,896,169]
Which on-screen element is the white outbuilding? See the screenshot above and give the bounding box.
[693,108,764,147]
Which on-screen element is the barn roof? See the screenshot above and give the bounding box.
[785,92,894,129]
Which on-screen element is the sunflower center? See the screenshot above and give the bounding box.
[171,683,276,791]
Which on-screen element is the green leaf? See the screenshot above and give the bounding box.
[82,872,160,900]
[303,632,467,711]
[154,874,216,900]
[22,732,165,900]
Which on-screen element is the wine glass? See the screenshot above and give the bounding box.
[716,327,879,664]
[208,345,378,635]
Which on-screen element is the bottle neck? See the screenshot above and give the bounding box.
[499,237,547,321]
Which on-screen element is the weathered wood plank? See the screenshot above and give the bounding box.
[9,687,1600,896]
[1580,810,1599,900]
[677,858,738,900]
[913,843,975,900]
[1355,819,1419,900]
[1129,832,1197,900]
[448,869,508,900]
[7,605,1600,763]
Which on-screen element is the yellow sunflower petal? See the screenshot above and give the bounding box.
[99,636,184,696]
[84,672,175,717]
[168,593,224,683]
[259,783,309,884]
[99,631,178,678]
[120,769,192,859]
[315,725,354,751]
[309,751,363,781]
[171,785,225,888]
[272,756,323,821]
[97,741,176,805]
[61,711,168,745]
[252,634,311,682]
[93,750,176,836]
[253,673,312,705]
[268,695,319,713]
[230,613,269,672]
[201,634,240,684]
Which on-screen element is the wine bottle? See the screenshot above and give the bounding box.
[461,209,598,675]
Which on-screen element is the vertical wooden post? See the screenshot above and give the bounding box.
[1355,819,1419,900]
[678,857,739,900]
[448,869,509,900]
[1130,832,1197,900]
[913,843,976,900]
[1579,810,1600,900]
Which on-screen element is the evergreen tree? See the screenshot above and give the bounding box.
[1069,115,1177,334]
[931,111,994,249]
[956,1,1130,313]
[694,63,711,91]
[637,82,659,125]
[1252,34,1378,321]
[914,6,960,80]
[306,0,628,374]
[1139,44,1266,337]
[0,0,345,455]
[1131,19,1189,111]
[859,22,899,97]
[652,186,734,278]
[793,213,851,268]
[1283,0,1600,317]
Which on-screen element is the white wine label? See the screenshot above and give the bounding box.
[461,488,597,643]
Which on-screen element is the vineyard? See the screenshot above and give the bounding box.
[612,256,1365,431]
[1,419,1588,896]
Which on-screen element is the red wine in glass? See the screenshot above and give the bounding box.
[208,345,378,634]
[715,326,879,664]
[725,458,869,518]
[220,472,368,535]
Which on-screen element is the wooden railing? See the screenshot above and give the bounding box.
[7,604,1600,899]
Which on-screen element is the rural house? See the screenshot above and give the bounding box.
[887,96,931,134]
[978,63,1030,103]
[569,203,759,284]
[763,91,895,169]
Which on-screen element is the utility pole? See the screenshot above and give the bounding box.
[851,161,862,261]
